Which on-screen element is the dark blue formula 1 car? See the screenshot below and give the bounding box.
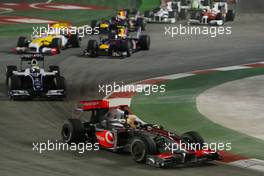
[6,54,66,100]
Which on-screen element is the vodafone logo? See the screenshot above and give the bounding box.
[105,131,114,144]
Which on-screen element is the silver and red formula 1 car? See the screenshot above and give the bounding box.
[188,0,235,25]
[61,100,220,167]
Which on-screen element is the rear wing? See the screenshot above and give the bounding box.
[77,99,130,111]
[20,54,44,69]
[78,100,110,111]
[212,0,238,4]
[21,53,44,61]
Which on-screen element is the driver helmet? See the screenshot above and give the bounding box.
[117,10,127,20]
[117,27,127,38]
[212,3,219,12]
[30,59,40,76]
[127,115,138,128]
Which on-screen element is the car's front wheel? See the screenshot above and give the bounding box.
[181,131,204,150]
[54,76,66,90]
[9,75,21,91]
[130,135,157,163]
[87,40,99,57]
[6,65,17,85]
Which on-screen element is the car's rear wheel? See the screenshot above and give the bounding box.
[62,119,85,144]
[51,38,62,52]
[130,135,157,163]
[226,10,235,21]
[202,0,210,6]
[153,7,160,13]
[139,35,150,50]
[17,36,28,47]
[179,9,187,19]
[168,11,176,18]
[49,65,60,76]
[137,18,146,31]
[144,10,151,18]
[69,34,80,48]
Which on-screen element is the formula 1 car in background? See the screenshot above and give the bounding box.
[83,26,150,58]
[143,0,236,23]
[15,22,80,55]
[125,9,147,31]
[61,100,220,167]
[187,0,235,25]
[144,0,180,23]
[91,9,146,33]
[6,54,66,100]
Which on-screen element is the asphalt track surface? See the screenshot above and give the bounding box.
[0,0,264,175]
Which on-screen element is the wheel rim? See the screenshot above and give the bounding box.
[63,127,69,138]
[132,141,146,161]
[62,126,71,142]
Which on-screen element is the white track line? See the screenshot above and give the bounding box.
[104,61,264,173]
[153,73,195,80]
[0,7,13,14]
[213,65,251,71]
[230,159,264,172]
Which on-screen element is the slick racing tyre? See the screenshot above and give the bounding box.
[180,0,188,6]
[17,36,28,47]
[202,0,210,6]
[139,35,150,50]
[181,131,205,150]
[54,76,66,90]
[49,65,60,76]
[119,40,131,57]
[168,11,177,18]
[226,10,235,21]
[191,11,201,20]
[87,40,99,57]
[6,65,17,85]
[62,119,85,144]
[51,38,62,52]
[179,9,187,20]
[153,7,160,13]
[130,135,157,163]
[137,18,146,31]
[9,75,21,91]
[69,34,80,48]
[144,10,151,18]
